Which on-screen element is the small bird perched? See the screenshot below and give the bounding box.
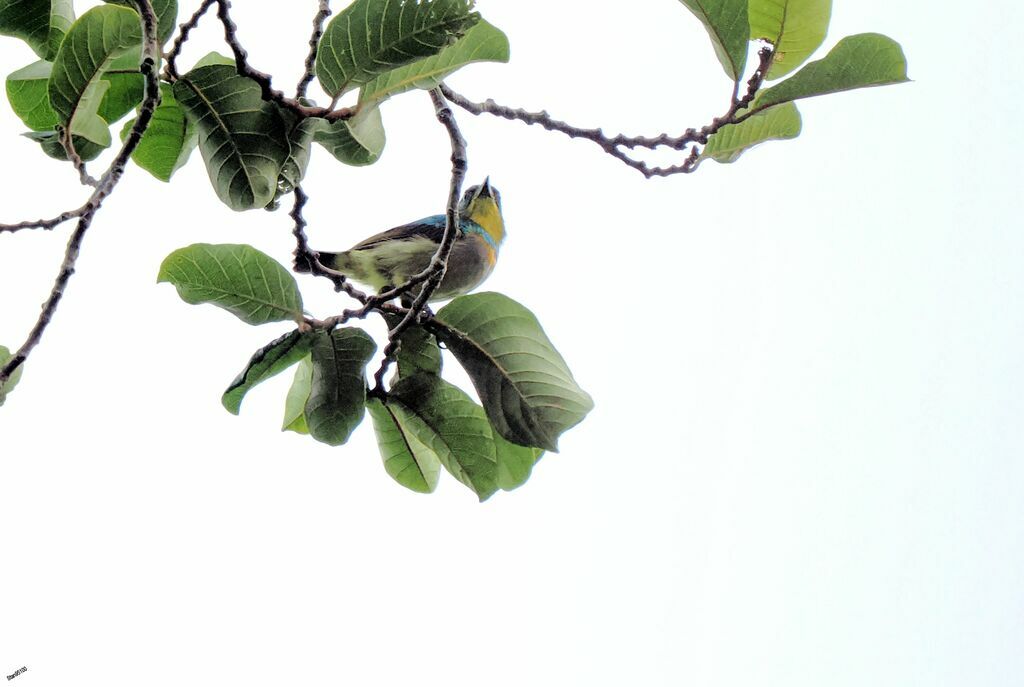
[300,178,505,302]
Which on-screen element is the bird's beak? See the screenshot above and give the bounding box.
[479,176,493,198]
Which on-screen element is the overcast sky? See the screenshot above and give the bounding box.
[2,1,1022,686]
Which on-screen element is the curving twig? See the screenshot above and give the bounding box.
[163,0,218,80]
[439,47,774,178]
[210,0,352,121]
[296,0,332,98]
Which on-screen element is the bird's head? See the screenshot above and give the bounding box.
[459,177,505,245]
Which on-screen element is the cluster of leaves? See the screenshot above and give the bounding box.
[681,0,908,163]
[2,0,509,206]
[0,0,908,497]
[157,243,592,500]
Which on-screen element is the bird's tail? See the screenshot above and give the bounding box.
[293,251,339,274]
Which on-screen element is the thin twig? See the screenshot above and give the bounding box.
[296,0,331,98]
[439,47,774,178]
[370,87,467,393]
[163,0,218,81]
[211,0,352,121]
[58,128,99,187]
[0,206,87,235]
[0,0,162,386]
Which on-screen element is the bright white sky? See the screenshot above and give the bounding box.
[1,1,1022,686]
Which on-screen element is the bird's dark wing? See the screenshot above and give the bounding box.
[349,214,449,250]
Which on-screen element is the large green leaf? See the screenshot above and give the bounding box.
[315,0,479,98]
[222,330,314,415]
[677,0,750,81]
[104,0,177,44]
[0,0,74,60]
[387,374,498,500]
[359,18,509,106]
[173,63,290,211]
[751,33,909,112]
[312,105,385,166]
[282,356,313,434]
[48,5,141,138]
[749,0,831,79]
[157,243,305,325]
[702,101,801,163]
[366,395,443,494]
[306,328,377,447]
[120,83,197,182]
[434,293,594,452]
[0,344,24,407]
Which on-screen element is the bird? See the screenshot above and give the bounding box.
[298,178,505,302]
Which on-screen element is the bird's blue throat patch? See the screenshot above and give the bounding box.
[462,221,499,251]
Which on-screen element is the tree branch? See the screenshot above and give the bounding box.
[210,0,352,122]
[439,47,774,178]
[370,87,467,393]
[163,0,218,81]
[0,0,162,386]
[0,206,87,235]
[296,0,331,98]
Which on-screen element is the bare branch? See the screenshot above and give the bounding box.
[163,0,218,81]
[210,0,352,121]
[439,47,775,178]
[370,87,467,393]
[0,206,87,235]
[296,0,332,98]
[0,0,163,386]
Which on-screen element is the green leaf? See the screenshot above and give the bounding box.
[494,432,542,492]
[359,18,509,106]
[282,356,313,434]
[96,50,144,124]
[0,0,74,61]
[193,50,234,69]
[222,329,314,415]
[6,59,58,130]
[157,243,305,325]
[315,0,479,98]
[366,395,442,494]
[104,0,177,44]
[387,374,498,500]
[120,83,197,182]
[0,344,24,406]
[8,58,116,160]
[435,292,594,452]
[702,101,801,163]
[23,129,108,161]
[173,63,290,211]
[751,33,909,112]
[306,328,377,447]
[21,76,112,161]
[312,105,386,166]
[48,5,141,138]
[677,0,750,81]
[381,317,442,380]
[749,0,831,79]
